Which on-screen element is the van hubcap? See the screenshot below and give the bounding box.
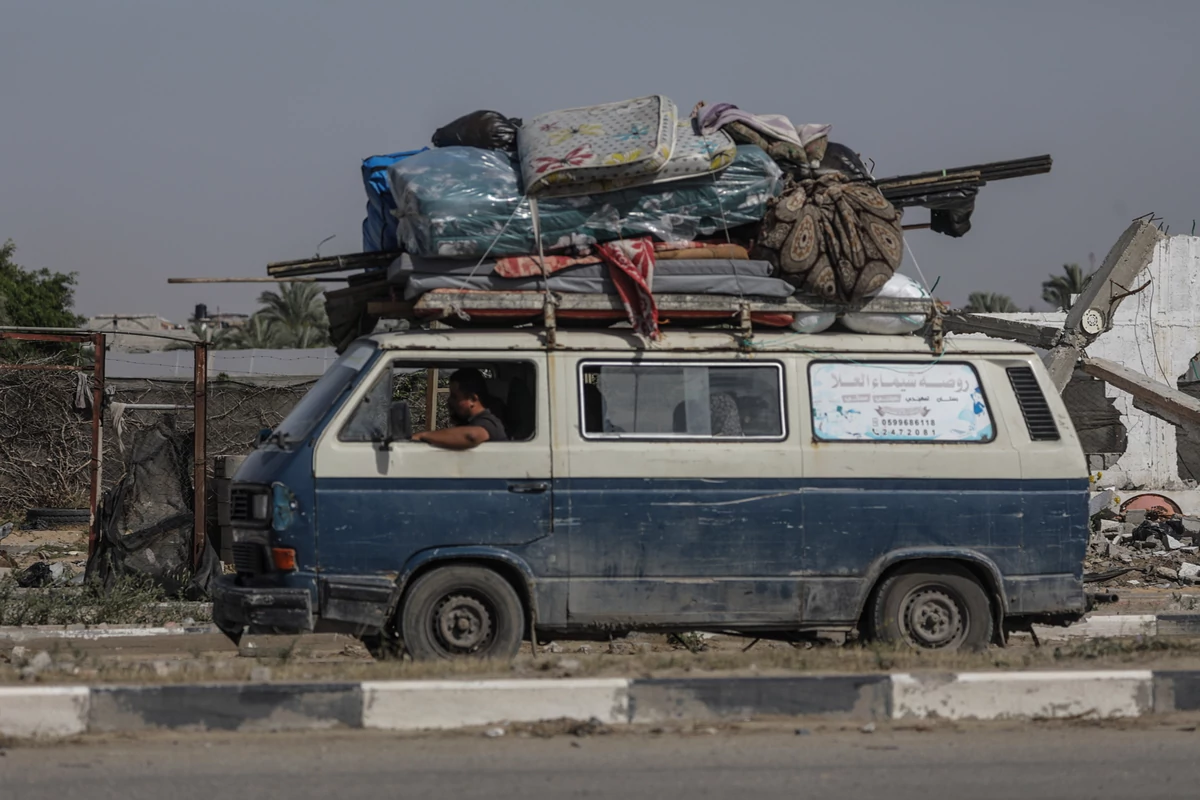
[901,587,965,649]
[434,594,493,653]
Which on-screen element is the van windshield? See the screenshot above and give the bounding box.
[267,341,378,449]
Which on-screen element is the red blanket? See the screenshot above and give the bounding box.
[596,238,658,340]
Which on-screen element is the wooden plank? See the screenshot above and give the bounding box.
[942,314,1062,349]
[1082,357,1200,427]
[366,301,415,316]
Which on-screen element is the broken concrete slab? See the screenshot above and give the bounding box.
[1180,563,1200,583]
[1090,489,1119,518]
[1125,510,1149,526]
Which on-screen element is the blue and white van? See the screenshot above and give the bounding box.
[212,327,1089,658]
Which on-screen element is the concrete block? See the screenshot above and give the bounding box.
[88,683,362,733]
[1032,614,1157,641]
[1179,563,1200,582]
[1089,489,1118,518]
[1182,517,1200,535]
[361,679,631,731]
[1153,671,1200,712]
[1125,509,1149,526]
[628,676,890,723]
[891,671,1153,721]
[1099,519,1123,536]
[0,686,90,738]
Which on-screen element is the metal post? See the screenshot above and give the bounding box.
[425,368,440,431]
[193,341,208,569]
[88,332,106,557]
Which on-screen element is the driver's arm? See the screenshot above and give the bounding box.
[411,425,491,450]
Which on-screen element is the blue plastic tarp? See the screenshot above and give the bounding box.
[361,148,429,252]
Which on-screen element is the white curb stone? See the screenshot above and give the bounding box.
[1032,614,1158,641]
[892,670,1154,721]
[0,686,90,738]
[361,678,631,731]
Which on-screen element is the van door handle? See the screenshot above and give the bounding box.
[508,482,549,494]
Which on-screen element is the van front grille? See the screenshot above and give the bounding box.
[230,489,253,522]
[232,542,266,575]
[1007,367,1060,441]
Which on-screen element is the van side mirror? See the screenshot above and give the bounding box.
[256,428,272,447]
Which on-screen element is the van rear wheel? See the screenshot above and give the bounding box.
[400,565,524,661]
[869,563,993,651]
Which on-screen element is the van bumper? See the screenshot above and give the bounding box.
[212,575,314,636]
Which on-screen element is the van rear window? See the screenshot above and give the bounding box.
[579,361,785,440]
[808,361,995,443]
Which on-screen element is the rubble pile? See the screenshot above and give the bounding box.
[1086,505,1200,587]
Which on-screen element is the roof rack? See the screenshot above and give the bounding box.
[364,290,946,352]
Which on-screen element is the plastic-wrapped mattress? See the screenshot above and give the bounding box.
[388,145,782,259]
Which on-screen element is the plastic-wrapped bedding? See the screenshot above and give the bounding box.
[388,145,782,259]
[388,255,795,302]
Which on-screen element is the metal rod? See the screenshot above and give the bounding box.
[0,330,93,344]
[167,277,346,284]
[901,223,933,231]
[1,326,194,344]
[120,404,194,411]
[193,341,209,570]
[89,332,106,558]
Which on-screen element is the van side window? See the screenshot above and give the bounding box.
[579,362,786,440]
[340,361,538,443]
[808,360,995,443]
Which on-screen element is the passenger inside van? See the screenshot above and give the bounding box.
[412,368,509,449]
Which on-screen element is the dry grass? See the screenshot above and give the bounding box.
[5,634,1200,686]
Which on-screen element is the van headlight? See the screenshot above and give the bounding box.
[271,483,298,531]
[251,494,270,521]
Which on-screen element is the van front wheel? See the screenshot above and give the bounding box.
[868,563,993,651]
[400,565,525,661]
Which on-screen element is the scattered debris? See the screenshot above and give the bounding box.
[1087,506,1200,588]
[861,722,877,734]
[484,727,507,738]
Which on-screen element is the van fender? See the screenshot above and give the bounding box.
[387,546,541,623]
[854,547,1011,622]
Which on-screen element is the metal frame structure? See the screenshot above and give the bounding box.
[0,329,209,569]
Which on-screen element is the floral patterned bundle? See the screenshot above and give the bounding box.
[518,96,736,199]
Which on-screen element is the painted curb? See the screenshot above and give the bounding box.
[363,678,629,731]
[0,625,219,642]
[0,686,89,738]
[891,671,1154,720]
[3,670,1200,740]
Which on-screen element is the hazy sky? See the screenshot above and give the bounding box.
[2,1,1197,322]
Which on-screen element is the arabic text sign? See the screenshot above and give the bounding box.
[809,361,994,442]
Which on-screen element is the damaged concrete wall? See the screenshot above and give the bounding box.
[1090,235,1200,488]
[950,234,1200,489]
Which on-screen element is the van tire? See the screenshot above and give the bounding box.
[868,562,993,651]
[399,565,524,661]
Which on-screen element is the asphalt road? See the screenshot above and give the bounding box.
[5,721,1200,800]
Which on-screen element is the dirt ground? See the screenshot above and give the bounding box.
[0,526,88,577]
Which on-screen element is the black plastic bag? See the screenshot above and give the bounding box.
[432,110,522,152]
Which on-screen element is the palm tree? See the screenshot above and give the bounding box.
[1042,263,1091,312]
[964,292,1020,313]
[255,282,331,348]
[224,313,283,349]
